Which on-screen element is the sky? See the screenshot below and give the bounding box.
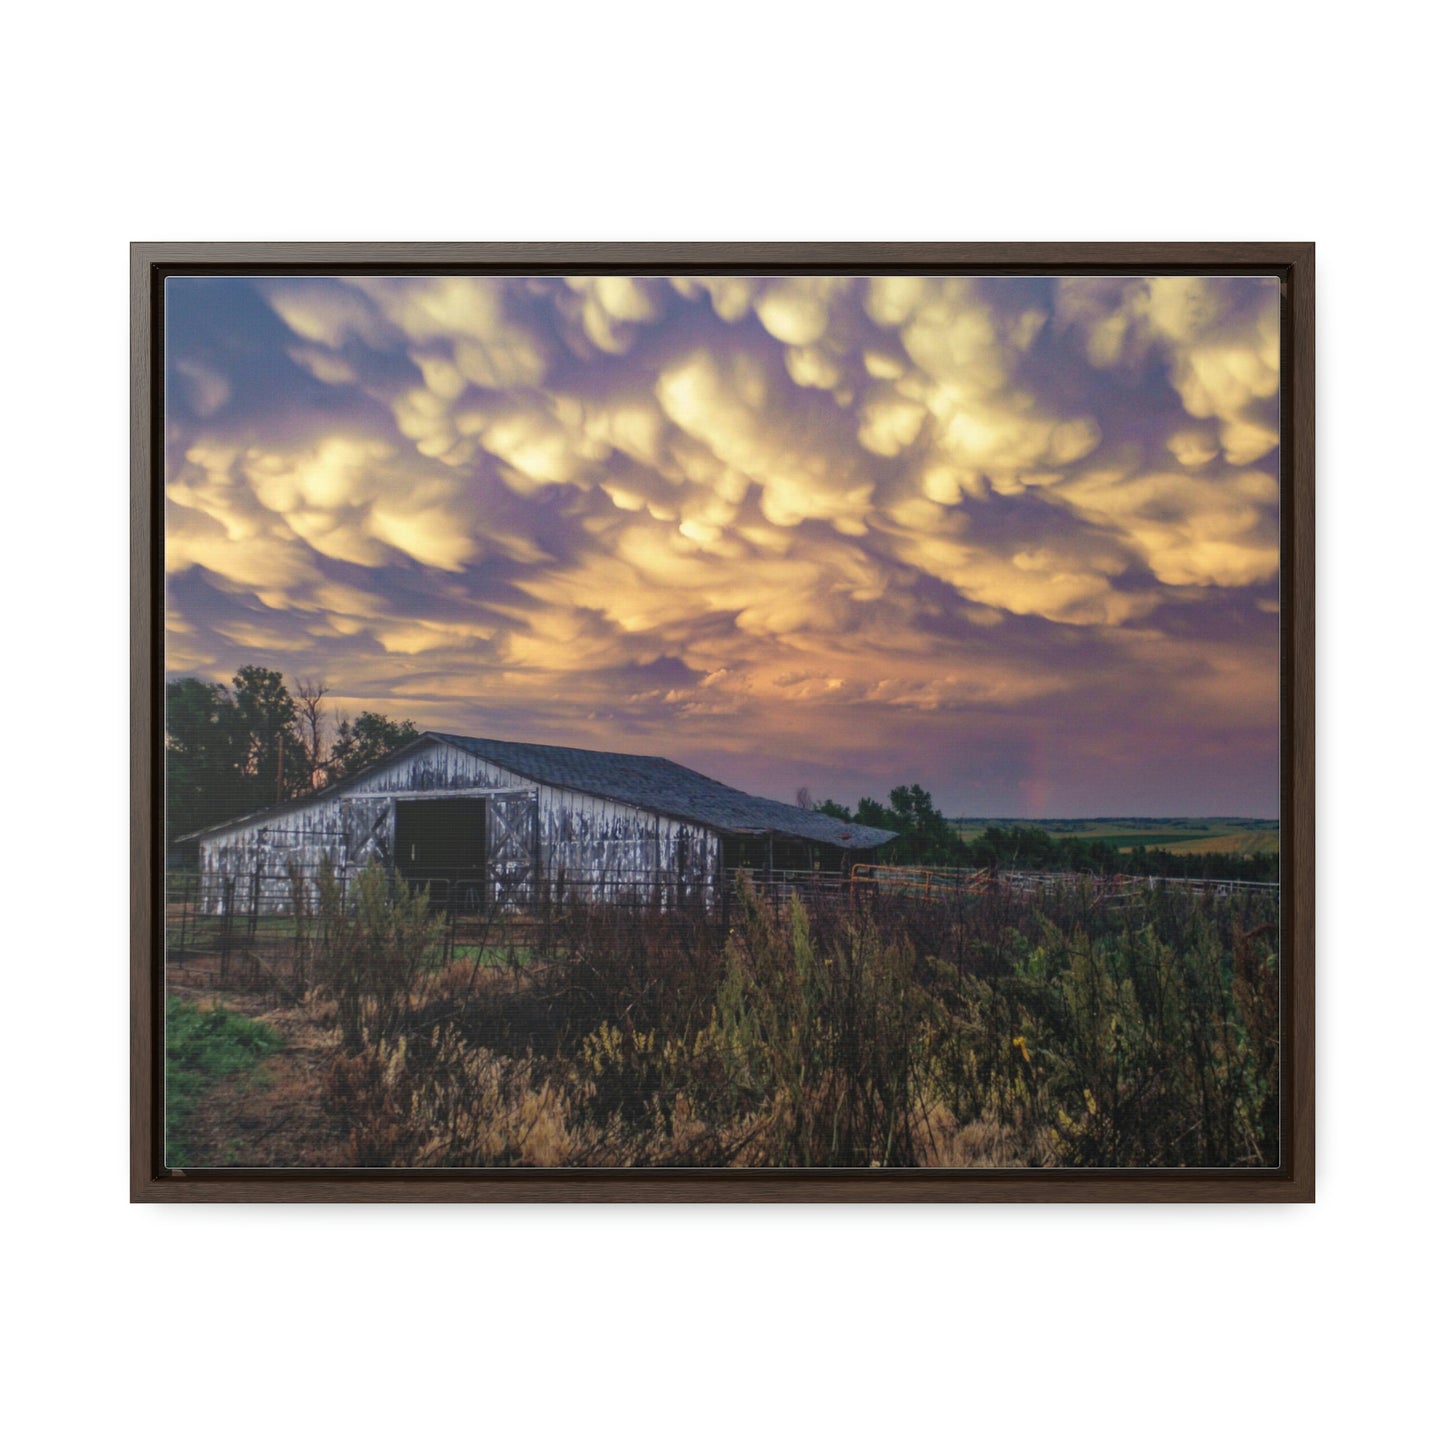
[163,272,1281,817]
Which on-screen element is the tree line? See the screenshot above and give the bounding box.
[817,784,1279,883]
[166,666,418,844]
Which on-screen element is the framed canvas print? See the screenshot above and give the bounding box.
[132,243,1313,1201]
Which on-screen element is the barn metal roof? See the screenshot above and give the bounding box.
[432,734,897,850]
[182,732,897,851]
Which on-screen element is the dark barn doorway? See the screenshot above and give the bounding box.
[394,798,487,909]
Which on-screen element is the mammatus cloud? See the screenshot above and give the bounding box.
[163,274,1281,814]
[1055,276,1281,465]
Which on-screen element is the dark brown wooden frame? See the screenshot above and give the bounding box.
[132,242,1314,1202]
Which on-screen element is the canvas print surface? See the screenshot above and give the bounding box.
[162,273,1282,1169]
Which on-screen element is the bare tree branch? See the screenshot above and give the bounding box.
[292,677,331,791]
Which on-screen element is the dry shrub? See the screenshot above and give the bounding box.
[312,859,444,1052]
[542,902,726,1048]
[325,1026,601,1167]
[325,1040,412,1167]
[912,1093,1047,1168]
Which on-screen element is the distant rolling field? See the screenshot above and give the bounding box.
[953,819,1279,855]
[1159,830,1279,855]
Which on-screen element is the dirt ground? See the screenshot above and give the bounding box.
[167,963,350,1168]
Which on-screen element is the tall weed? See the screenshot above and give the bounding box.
[313,859,444,1051]
[303,873,1279,1168]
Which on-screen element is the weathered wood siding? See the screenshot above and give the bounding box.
[538,787,717,907]
[197,738,720,914]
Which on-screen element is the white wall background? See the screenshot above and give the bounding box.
[1,3,1437,1441]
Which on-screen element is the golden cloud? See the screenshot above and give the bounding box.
[1058,467,1279,588]
[656,347,874,529]
[169,274,1281,803]
[1057,275,1280,466]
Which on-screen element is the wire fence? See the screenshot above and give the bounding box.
[164,865,841,992]
[165,859,1279,996]
[851,862,1280,902]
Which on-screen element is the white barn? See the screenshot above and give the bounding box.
[185,732,896,915]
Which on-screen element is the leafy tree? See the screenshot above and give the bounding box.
[329,711,420,781]
[883,784,961,865]
[815,785,964,866]
[165,676,246,843]
[971,824,1058,869]
[855,796,893,830]
[232,665,302,805]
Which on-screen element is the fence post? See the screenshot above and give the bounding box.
[219,875,235,986]
[248,861,262,938]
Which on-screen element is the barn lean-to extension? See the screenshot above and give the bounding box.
[183,732,896,915]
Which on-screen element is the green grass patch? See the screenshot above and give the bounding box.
[166,996,281,1166]
[449,941,535,965]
